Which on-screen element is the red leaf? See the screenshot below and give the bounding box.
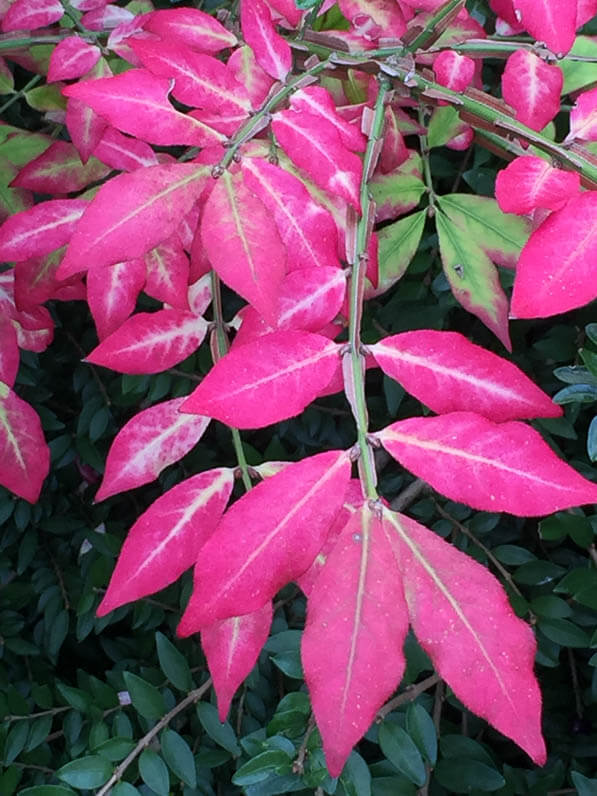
[178,449,352,631]
[432,51,475,92]
[2,0,63,31]
[0,382,49,503]
[81,4,134,30]
[337,0,407,39]
[511,192,597,318]
[502,50,562,131]
[200,170,286,325]
[14,248,84,311]
[567,85,597,143]
[240,0,292,82]
[182,331,340,428]
[227,45,275,109]
[93,127,159,172]
[0,199,87,262]
[87,259,146,340]
[384,509,546,765]
[0,317,19,387]
[378,107,408,175]
[289,87,366,153]
[142,8,238,54]
[272,109,362,210]
[47,36,101,82]
[57,164,209,278]
[97,468,234,614]
[13,306,54,353]
[86,310,207,375]
[200,603,273,720]
[144,238,190,310]
[302,504,408,776]
[370,330,562,422]
[495,156,580,214]
[96,397,211,501]
[66,98,109,165]
[11,141,111,194]
[512,0,576,55]
[378,412,597,516]
[63,70,225,148]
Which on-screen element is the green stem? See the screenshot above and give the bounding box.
[0,74,41,116]
[0,35,68,51]
[345,80,390,500]
[405,0,466,52]
[418,107,436,216]
[210,272,253,492]
[430,37,597,61]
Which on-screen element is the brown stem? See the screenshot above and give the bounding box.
[377,674,441,720]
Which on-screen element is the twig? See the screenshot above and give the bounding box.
[588,544,597,567]
[5,705,70,722]
[95,679,212,796]
[567,648,583,719]
[65,330,111,407]
[169,368,202,383]
[390,478,429,511]
[377,674,440,720]
[293,714,316,774]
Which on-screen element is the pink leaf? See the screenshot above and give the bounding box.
[200,170,286,326]
[66,98,109,165]
[144,238,190,310]
[142,8,238,54]
[289,87,366,153]
[369,330,562,422]
[432,51,475,92]
[93,127,159,172]
[577,0,597,27]
[512,0,576,55]
[62,70,225,148]
[227,45,275,109]
[181,330,340,428]
[0,382,49,503]
[567,85,597,142]
[96,397,211,501]
[11,141,111,194]
[240,0,292,82]
[188,274,212,317]
[495,156,581,214]
[241,158,341,272]
[378,107,408,175]
[384,509,546,764]
[0,199,87,262]
[12,306,54,352]
[489,0,518,26]
[511,192,597,317]
[272,109,362,210]
[80,4,134,30]
[13,249,84,311]
[2,0,63,31]
[302,504,408,777]
[502,50,562,131]
[47,36,101,82]
[378,411,597,516]
[57,164,210,278]
[0,317,19,387]
[86,310,208,375]
[337,0,407,39]
[201,604,273,719]
[178,449,352,631]
[87,259,146,340]
[97,468,234,613]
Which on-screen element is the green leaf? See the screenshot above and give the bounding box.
[122,672,165,720]
[377,210,427,295]
[197,702,241,756]
[530,595,573,619]
[56,683,92,714]
[406,703,437,765]
[538,618,590,648]
[553,365,597,386]
[139,748,170,796]
[19,788,77,796]
[161,729,197,787]
[491,545,536,565]
[434,759,505,792]
[4,721,29,763]
[587,417,597,462]
[25,85,67,112]
[94,737,136,761]
[378,721,426,787]
[427,107,463,148]
[513,560,565,586]
[572,771,597,795]
[338,751,372,796]
[553,384,597,404]
[561,36,597,93]
[111,784,141,796]
[25,714,53,751]
[155,632,192,691]
[56,755,112,789]
[232,750,294,786]
[370,156,425,222]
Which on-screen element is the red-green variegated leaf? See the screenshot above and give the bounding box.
[0,381,49,503]
[144,238,190,310]
[512,0,576,55]
[200,170,286,326]
[86,310,207,375]
[303,504,408,777]
[14,249,85,311]
[272,109,362,210]
[383,509,546,765]
[377,412,597,516]
[337,0,407,38]
[178,450,351,631]
[378,107,408,175]
[62,70,225,148]
[501,50,563,131]
[0,318,19,388]
[0,199,87,262]
[142,8,238,54]
[87,259,146,341]
[93,127,160,172]
[11,140,111,194]
[495,156,580,214]
[97,468,234,614]
[369,330,561,422]
[47,36,101,82]
[12,306,54,353]
[511,192,597,318]
[182,331,339,428]
[240,0,291,82]
[57,164,209,277]
[370,152,425,222]
[290,87,366,153]
[200,603,273,720]
[567,85,597,142]
[96,397,211,501]
[2,0,63,31]
[227,45,274,109]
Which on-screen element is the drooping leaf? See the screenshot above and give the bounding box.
[0,381,50,503]
[200,169,287,325]
[201,603,273,719]
[1,0,63,31]
[495,156,581,214]
[64,57,112,165]
[181,330,340,428]
[97,468,234,614]
[240,0,292,81]
[142,7,238,54]
[377,412,597,516]
[567,85,597,142]
[302,504,409,777]
[512,0,576,55]
[177,449,351,631]
[47,36,101,83]
[87,259,147,341]
[57,164,209,277]
[95,397,211,501]
[369,330,562,421]
[0,200,87,263]
[11,140,110,194]
[383,509,546,765]
[511,192,597,318]
[501,50,563,131]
